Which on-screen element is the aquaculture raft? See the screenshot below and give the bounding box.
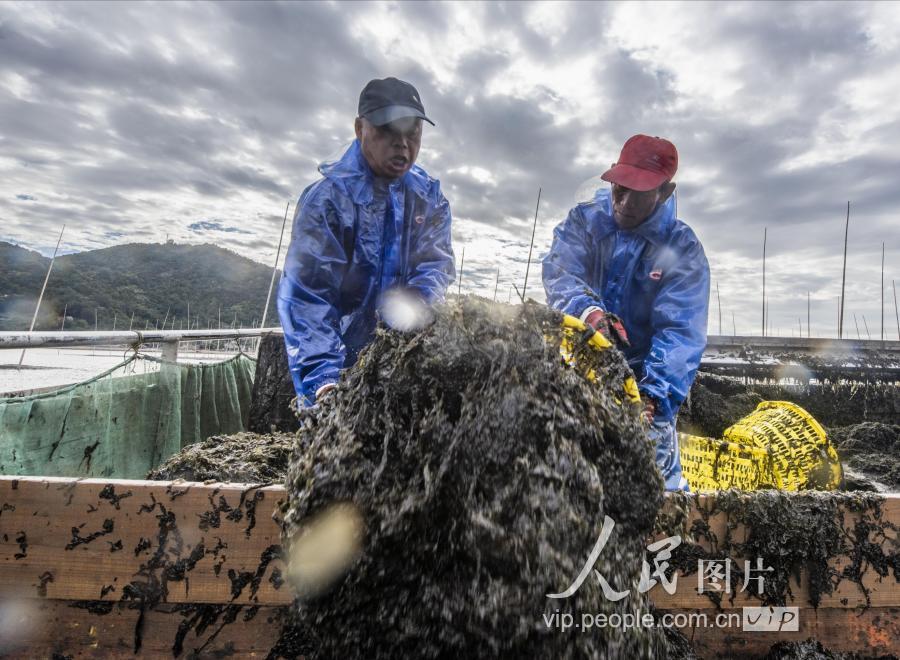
[0,476,897,658]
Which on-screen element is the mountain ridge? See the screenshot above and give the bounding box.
[0,241,281,331]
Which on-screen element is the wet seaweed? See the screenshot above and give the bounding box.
[14,530,26,559]
[79,440,101,471]
[98,483,134,510]
[65,518,114,550]
[662,490,899,609]
[197,494,233,531]
[70,600,115,615]
[134,537,152,556]
[147,431,295,483]
[681,373,899,437]
[263,607,318,660]
[829,423,900,490]
[281,298,665,659]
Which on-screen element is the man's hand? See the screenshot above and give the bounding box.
[584,309,630,346]
[642,397,656,425]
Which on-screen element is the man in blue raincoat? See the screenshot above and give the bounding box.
[542,135,709,491]
[278,78,455,407]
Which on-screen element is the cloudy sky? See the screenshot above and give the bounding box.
[1,1,898,338]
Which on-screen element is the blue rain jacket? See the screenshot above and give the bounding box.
[542,189,709,421]
[277,140,455,405]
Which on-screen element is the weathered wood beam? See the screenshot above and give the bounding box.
[1,476,897,658]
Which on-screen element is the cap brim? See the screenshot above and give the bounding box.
[600,163,667,192]
[364,105,435,127]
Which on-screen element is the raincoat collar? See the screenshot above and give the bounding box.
[593,189,675,246]
[318,140,431,206]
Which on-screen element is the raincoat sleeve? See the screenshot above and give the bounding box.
[542,205,606,318]
[639,240,710,421]
[406,182,455,304]
[277,183,348,406]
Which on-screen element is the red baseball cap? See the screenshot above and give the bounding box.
[600,135,678,192]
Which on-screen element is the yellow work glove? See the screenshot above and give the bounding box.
[558,314,641,405]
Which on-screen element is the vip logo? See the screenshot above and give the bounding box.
[742,607,799,632]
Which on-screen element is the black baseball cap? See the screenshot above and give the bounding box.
[358,77,434,127]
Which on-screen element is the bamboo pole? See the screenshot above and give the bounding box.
[881,243,885,341]
[862,315,871,340]
[853,313,861,340]
[716,280,722,335]
[521,188,542,301]
[60,303,67,332]
[492,266,500,302]
[457,245,465,296]
[18,224,65,367]
[807,291,811,339]
[128,311,135,331]
[893,279,899,341]
[732,311,736,337]
[838,201,850,339]
[761,228,767,336]
[260,201,291,333]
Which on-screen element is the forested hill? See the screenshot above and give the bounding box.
[0,241,281,331]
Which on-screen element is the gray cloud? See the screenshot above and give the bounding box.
[0,1,897,338]
[188,220,252,235]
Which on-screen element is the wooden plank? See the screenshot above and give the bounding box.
[0,599,287,658]
[651,494,900,610]
[1,476,898,658]
[649,494,900,657]
[2,477,897,609]
[0,476,291,605]
[665,607,900,658]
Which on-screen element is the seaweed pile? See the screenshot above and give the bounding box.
[249,334,300,434]
[678,373,764,438]
[147,431,295,483]
[829,423,900,490]
[680,373,899,435]
[280,298,666,659]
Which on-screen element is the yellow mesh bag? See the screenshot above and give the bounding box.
[679,401,842,492]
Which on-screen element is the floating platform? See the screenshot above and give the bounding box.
[0,476,897,658]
